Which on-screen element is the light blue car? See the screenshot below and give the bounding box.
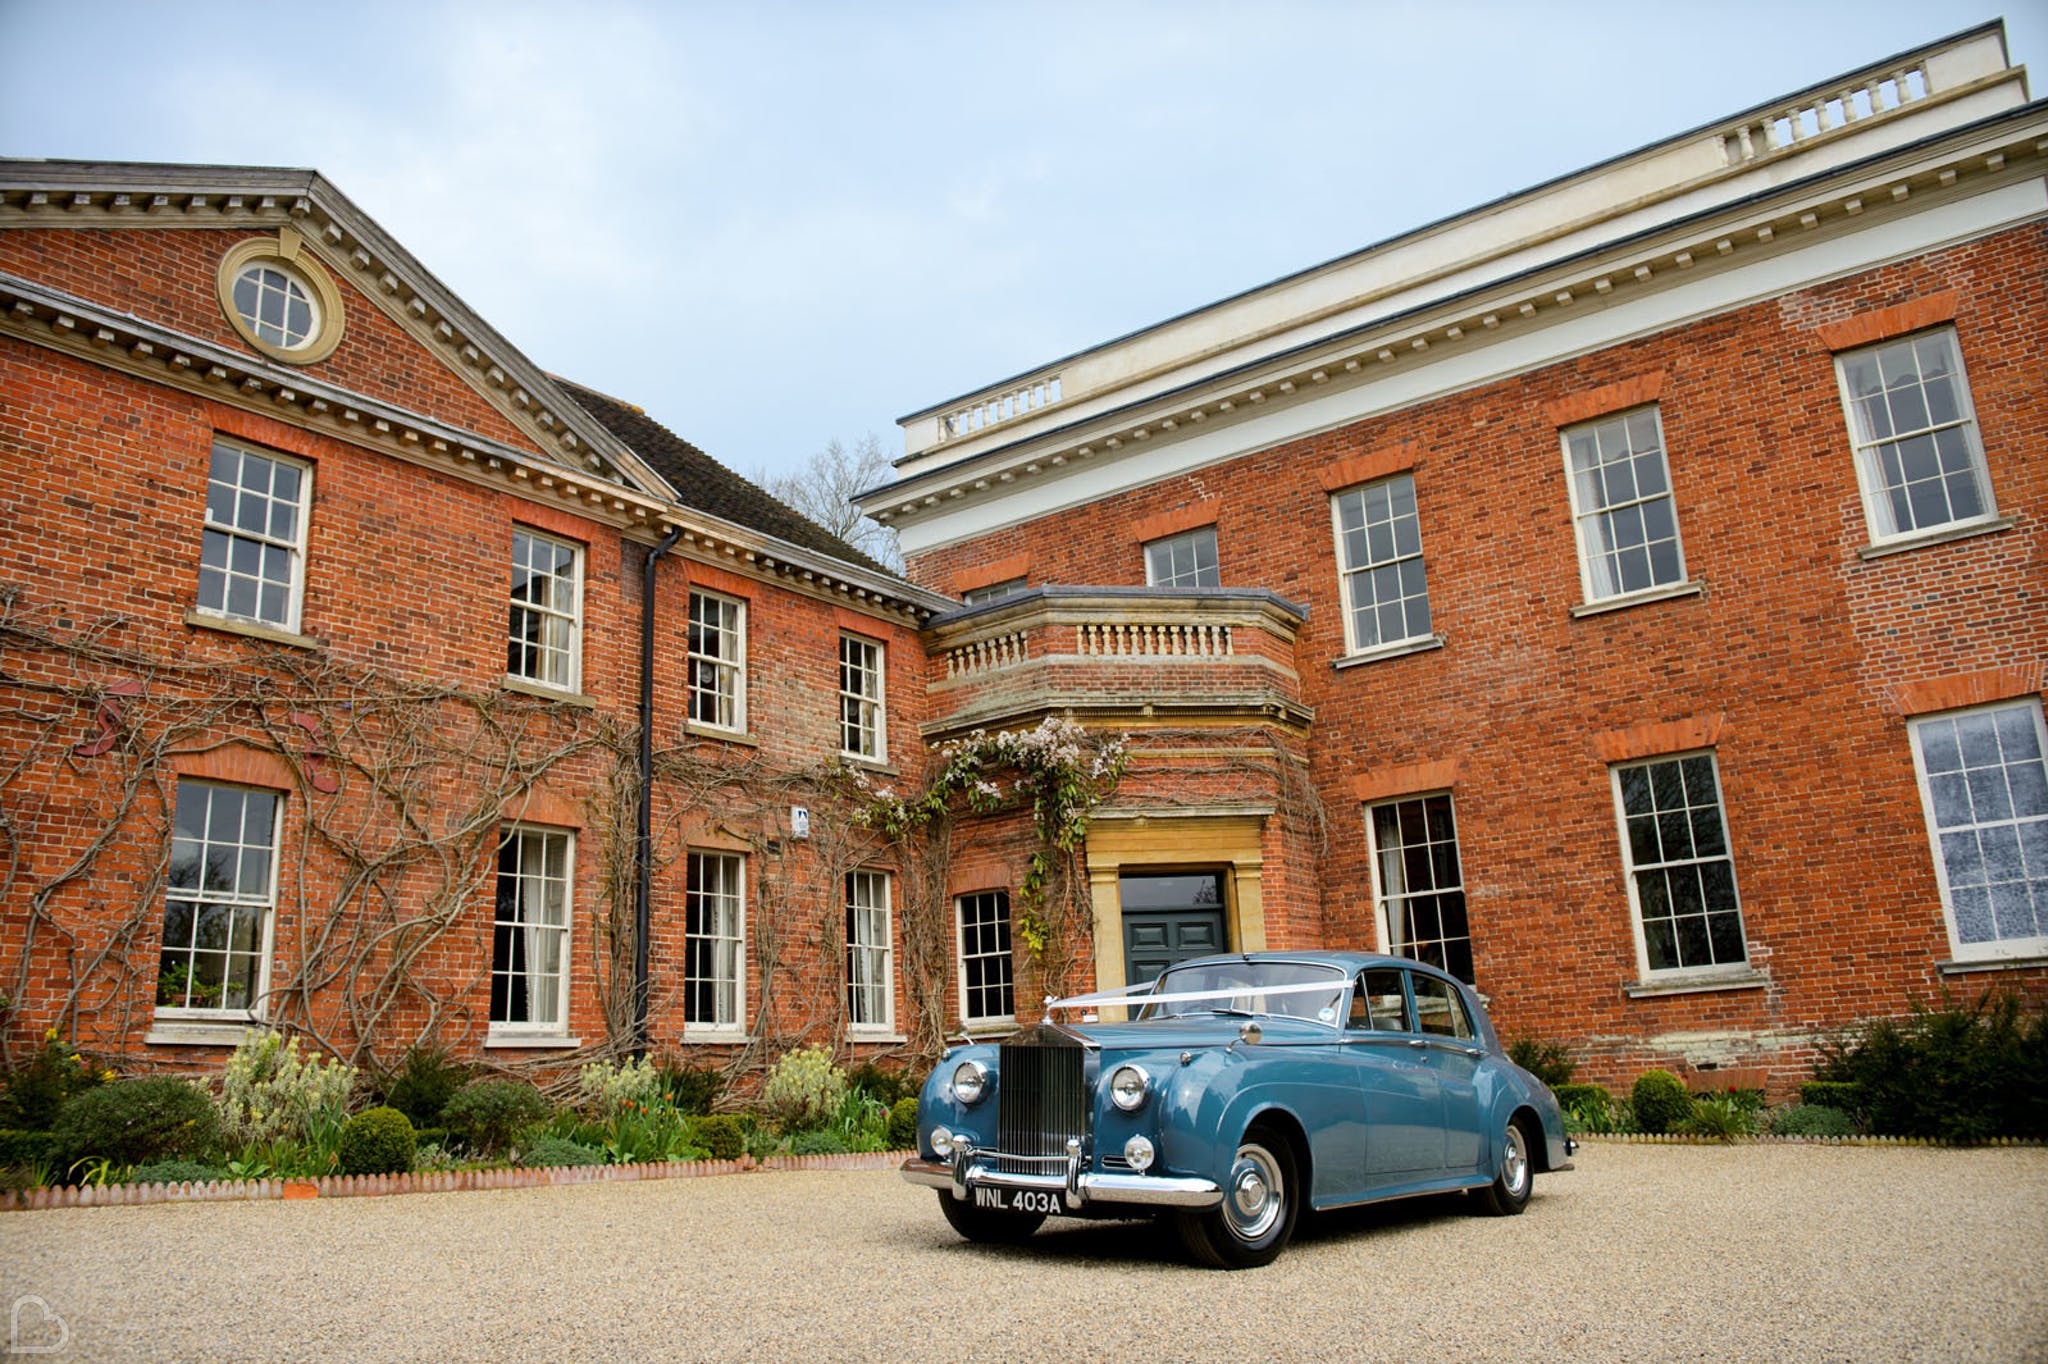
[902,951,1576,1267]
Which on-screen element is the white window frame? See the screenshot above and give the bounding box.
[686,590,748,733]
[1329,473,1433,656]
[1363,791,1475,985]
[489,824,574,1039]
[846,870,895,1036]
[955,890,1016,1030]
[683,849,748,1041]
[156,780,282,1022]
[1832,327,1997,547]
[1609,749,1750,981]
[962,578,1029,606]
[1906,699,2048,963]
[839,634,886,762]
[1560,404,1689,605]
[1143,526,1220,588]
[196,437,312,633]
[506,528,584,694]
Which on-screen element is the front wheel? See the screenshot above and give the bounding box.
[1470,1117,1534,1216]
[937,1191,1046,1244]
[1174,1131,1299,1269]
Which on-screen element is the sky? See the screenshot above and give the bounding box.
[2,1,2041,487]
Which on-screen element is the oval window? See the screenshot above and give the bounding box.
[231,262,320,351]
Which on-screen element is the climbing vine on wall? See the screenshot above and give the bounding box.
[849,716,1127,958]
[0,585,907,1082]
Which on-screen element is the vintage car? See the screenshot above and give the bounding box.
[901,951,1575,1267]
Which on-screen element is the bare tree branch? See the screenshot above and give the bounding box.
[756,434,903,571]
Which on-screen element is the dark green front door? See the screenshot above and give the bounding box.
[1120,871,1227,986]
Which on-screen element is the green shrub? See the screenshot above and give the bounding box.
[412,1126,450,1151]
[661,1064,724,1116]
[788,1128,849,1157]
[693,1114,746,1161]
[378,1045,469,1128]
[1769,1103,1856,1138]
[0,1032,110,1130]
[1552,1084,1611,1124]
[216,1030,357,1149]
[1814,990,2048,1141]
[412,1142,459,1173]
[52,1076,219,1168]
[846,1063,917,1107]
[761,1047,847,1133]
[0,1129,57,1167]
[1630,1070,1694,1135]
[1800,1080,1861,1114]
[1677,1094,1758,1140]
[338,1106,416,1175]
[130,1159,229,1185]
[440,1079,549,1156]
[886,1097,919,1150]
[1506,1038,1577,1089]
[521,1136,605,1168]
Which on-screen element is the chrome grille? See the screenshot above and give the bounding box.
[996,1032,1086,1174]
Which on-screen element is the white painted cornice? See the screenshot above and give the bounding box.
[893,24,2024,471]
[873,95,2048,554]
[0,273,950,623]
[0,160,675,502]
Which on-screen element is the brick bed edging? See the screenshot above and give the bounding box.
[1579,1133,2045,1148]
[0,1148,914,1212]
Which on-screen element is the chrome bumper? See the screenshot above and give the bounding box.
[900,1146,1221,1211]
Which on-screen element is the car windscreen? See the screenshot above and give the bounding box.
[1139,961,1349,1025]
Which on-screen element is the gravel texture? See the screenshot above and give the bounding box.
[2,1141,2044,1361]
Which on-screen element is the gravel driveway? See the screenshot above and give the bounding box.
[2,1141,2044,1361]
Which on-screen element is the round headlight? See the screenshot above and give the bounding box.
[930,1125,954,1157]
[951,1059,988,1105]
[1109,1063,1149,1112]
[1123,1134,1156,1172]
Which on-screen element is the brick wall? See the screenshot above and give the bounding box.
[0,312,930,1076]
[908,223,2048,1092]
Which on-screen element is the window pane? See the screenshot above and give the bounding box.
[1914,704,2048,952]
[1842,332,1991,540]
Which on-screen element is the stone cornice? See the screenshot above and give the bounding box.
[0,274,948,623]
[895,24,2019,453]
[0,161,673,501]
[871,100,2048,539]
[922,586,1309,651]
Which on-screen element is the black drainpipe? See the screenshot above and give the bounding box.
[635,523,683,1058]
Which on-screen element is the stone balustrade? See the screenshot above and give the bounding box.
[1722,64,1928,163]
[940,373,1062,441]
[922,586,1310,736]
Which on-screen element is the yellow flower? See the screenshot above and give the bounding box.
[45,1027,59,1042]
[101,1070,117,1082]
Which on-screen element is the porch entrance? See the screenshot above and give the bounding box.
[1120,871,1227,986]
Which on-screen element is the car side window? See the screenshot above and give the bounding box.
[1353,968,1413,1031]
[1412,975,1474,1039]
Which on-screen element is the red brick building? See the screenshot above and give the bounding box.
[3,25,2044,1097]
[876,24,2048,1089]
[0,161,952,1078]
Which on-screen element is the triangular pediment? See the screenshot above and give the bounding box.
[0,160,674,501]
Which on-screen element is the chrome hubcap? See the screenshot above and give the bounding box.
[1503,1125,1529,1198]
[1223,1143,1284,1242]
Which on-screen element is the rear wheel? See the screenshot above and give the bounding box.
[937,1191,1046,1244]
[1470,1116,1534,1216]
[1174,1129,1299,1269]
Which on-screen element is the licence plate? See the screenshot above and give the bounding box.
[973,1185,1063,1215]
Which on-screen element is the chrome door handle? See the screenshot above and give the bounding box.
[1463,1047,1483,1058]
[1407,1038,1426,1049]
